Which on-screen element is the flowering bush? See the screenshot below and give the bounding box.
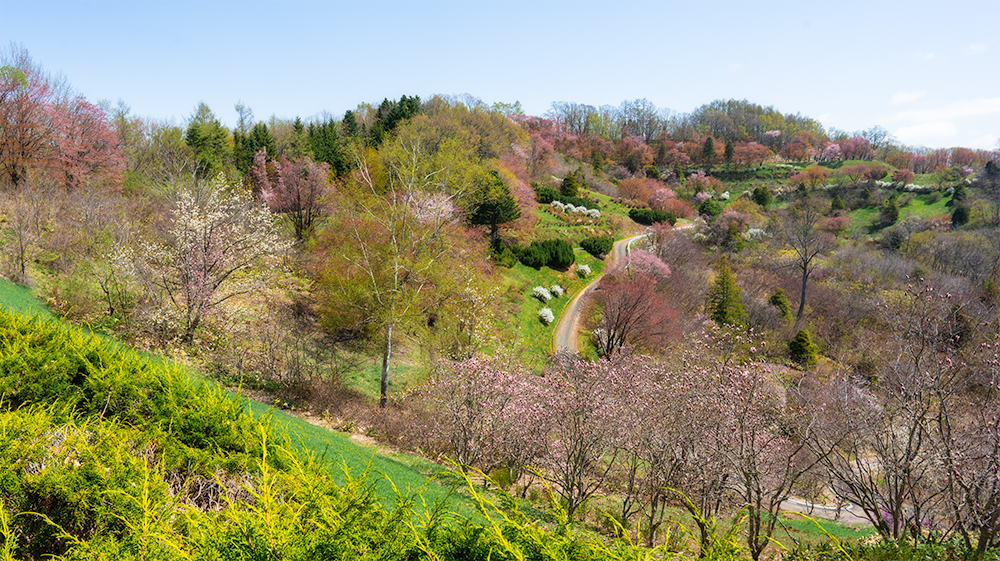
[585,208,601,218]
[550,284,565,298]
[577,264,591,277]
[538,307,555,325]
[532,286,553,302]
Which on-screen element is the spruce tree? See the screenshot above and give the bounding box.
[702,136,715,172]
[788,329,818,369]
[707,256,745,326]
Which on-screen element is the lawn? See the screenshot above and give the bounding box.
[496,248,605,370]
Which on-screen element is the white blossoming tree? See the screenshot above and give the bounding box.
[139,174,290,342]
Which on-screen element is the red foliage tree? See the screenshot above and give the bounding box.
[587,250,678,357]
[0,61,53,187]
[48,95,124,189]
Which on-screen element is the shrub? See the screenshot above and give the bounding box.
[580,236,614,259]
[532,286,553,302]
[577,264,591,278]
[788,329,818,369]
[534,185,558,204]
[517,243,549,269]
[541,239,575,269]
[550,284,565,298]
[628,208,676,226]
[493,244,519,268]
[698,198,724,217]
[538,307,555,325]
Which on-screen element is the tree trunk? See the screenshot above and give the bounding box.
[796,266,809,322]
[380,323,392,408]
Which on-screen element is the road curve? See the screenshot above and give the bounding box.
[552,234,648,354]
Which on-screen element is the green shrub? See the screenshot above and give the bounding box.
[534,185,558,204]
[580,236,614,259]
[541,239,575,269]
[698,199,724,217]
[769,288,791,319]
[788,329,818,369]
[628,208,676,225]
[517,243,550,269]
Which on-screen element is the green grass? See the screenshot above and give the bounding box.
[498,249,605,370]
[0,278,56,318]
[846,192,951,236]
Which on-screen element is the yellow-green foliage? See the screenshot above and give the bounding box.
[0,310,666,560]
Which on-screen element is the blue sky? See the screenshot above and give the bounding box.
[3,0,999,150]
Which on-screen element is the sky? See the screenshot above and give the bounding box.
[2,0,999,151]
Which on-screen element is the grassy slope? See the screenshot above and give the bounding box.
[0,278,469,515]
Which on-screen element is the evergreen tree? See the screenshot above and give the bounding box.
[560,170,580,197]
[468,170,521,249]
[707,256,745,326]
[702,136,715,172]
[342,109,359,136]
[308,119,345,175]
[769,288,791,320]
[184,102,231,178]
[831,194,845,212]
[788,329,818,369]
[752,186,773,208]
[289,117,310,160]
[724,139,735,167]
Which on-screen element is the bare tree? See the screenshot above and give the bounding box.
[781,200,836,322]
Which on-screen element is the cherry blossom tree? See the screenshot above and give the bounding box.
[424,355,545,480]
[540,352,626,520]
[138,174,290,342]
[259,151,333,241]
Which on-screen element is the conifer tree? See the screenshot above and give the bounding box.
[707,256,745,326]
[468,170,521,249]
[788,329,818,369]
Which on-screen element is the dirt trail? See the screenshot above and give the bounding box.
[552,234,647,353]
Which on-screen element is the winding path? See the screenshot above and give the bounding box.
[552,234,648,353]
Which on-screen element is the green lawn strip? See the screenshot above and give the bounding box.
[243,398,475,518]
[0,278,57,318]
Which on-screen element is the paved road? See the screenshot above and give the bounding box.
[552,234,648,353]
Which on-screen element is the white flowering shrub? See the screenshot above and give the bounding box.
[576,264,591,278]
[720,191,730,201]
[551,201,566,211]
[538,307,555,325]
[585,209,601,218]
[742,228,768,241]
[137,173,291,342]
[550,284,565,298]
[532,286,553,302]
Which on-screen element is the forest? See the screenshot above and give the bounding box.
[3,43,1000,560]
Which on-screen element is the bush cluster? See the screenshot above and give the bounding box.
[628,207,677,225]
[533,183,599,210]
[518,239,576,269]
[580,236,614,259]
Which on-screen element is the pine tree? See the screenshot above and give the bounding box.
[707,256,745,326]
